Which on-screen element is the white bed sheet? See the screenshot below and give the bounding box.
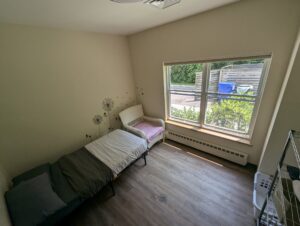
[85,129,147,177]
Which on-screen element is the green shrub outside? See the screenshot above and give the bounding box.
[171,98,254,133]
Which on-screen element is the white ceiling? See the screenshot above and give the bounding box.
[0,0,239,35]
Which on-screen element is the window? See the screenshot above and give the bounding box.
[165,57,270,138]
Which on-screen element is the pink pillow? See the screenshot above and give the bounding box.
[134,121,164,142]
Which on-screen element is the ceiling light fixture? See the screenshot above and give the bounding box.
[110,0,181,9]
[144,0,181,9]
[111,0,143,2]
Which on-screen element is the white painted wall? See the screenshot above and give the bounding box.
[0,24,136,177]
[128,0,300,165]
[258,29,300,174]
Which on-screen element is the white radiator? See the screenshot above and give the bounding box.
[166,130,248,166]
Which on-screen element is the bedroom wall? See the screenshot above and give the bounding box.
[128,0,300,165]
[0,23,136,177]
[258,29,300,175]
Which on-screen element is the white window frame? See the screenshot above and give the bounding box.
[164,56,271,139]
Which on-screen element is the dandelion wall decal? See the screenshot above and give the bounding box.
[102,97,115,132]
[102,98,114,112]
[93,115,103,125]
[93,114,103,137]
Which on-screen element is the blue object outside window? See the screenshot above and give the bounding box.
[218,82,236,94]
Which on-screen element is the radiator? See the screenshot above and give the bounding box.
[166,130,248,166]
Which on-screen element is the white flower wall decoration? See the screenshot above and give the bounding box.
[102,97,114,112]
[93,114,103,137]
[93,115,103,125]
[102,97,115,132]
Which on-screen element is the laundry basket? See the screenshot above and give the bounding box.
[253,171,277,218]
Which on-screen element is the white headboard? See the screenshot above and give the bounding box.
[0,165,11,226]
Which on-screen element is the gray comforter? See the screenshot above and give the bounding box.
[58,147,113,198]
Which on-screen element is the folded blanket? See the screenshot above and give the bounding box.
[58,148,113,198]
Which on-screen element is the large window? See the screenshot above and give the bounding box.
[165,57,270,138]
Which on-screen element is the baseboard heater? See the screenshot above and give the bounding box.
[166,130,248,166]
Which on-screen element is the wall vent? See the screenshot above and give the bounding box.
[167,130,248,166]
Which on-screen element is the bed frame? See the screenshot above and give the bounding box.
[109,150,148,196]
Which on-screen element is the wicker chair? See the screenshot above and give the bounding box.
[119,105,165,149]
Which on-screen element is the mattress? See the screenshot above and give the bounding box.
[85,129,147,176]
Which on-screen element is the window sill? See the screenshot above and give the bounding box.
[166,120,252,146]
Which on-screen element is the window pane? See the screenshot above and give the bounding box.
[204,94,255,134]
[208,59,265,95]
[170,93,200,123]
[168,63,203,123]
[170,63,203,92]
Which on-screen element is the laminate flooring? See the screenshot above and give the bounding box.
[65,140,256,226]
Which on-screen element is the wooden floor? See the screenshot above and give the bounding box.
[64,140,256,226]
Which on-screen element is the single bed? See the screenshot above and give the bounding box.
[5,129,148,226]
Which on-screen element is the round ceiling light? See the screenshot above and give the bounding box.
[111,0,144,3]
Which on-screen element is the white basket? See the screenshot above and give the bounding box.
[253,171,277,218]
[254,171,273,192]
